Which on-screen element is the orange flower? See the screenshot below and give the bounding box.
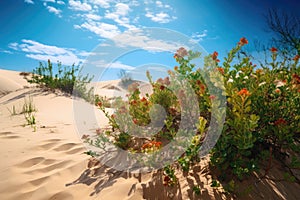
[174,66,179,71]
[97,101,102,107]
[293,55,300,61]
[212,51,218,61]
[216,67,224,74]
[270,47,278,53]
[237,88,250,96]
[133,118,138,125]
[238,37,248,46]
[275,88,281,93]
[142,141,162,150]
[274,118,287,126]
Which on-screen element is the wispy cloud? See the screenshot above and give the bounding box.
[74,21,120,38]
[0,49,13,54]
[191,30,208,42]
[57,1,65,5]
[46,6,62,17]
[104,3,135,29]
[85,13,102,21]
[42,0,56,3]
[145,11,176,23]
[89,0,111,9]
[108,61,134,70]
[69,0,92,12]
[24,0,34,4]
[111,29,182,52]
[144,1,175,24]
[8,39,87,65]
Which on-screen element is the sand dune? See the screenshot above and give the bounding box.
[1,69,299,199]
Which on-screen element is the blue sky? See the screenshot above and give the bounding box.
[0,0,299,80]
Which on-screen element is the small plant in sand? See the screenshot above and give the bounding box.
[22,96,37,131]
[7,105,17,116]
[27,59,94,102]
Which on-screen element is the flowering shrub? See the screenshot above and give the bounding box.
[210,38,300,183]
[86,37,300,194]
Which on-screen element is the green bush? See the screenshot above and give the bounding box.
[27,59,93,101]
[85,38,300,195]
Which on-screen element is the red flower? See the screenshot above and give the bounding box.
[133,118,138,125]
[293,55,300,61]
[274,118,287,126]
[237,88,250,96]
[130,100,138,105]
[163,176,171,186]
[216,67,224,74]
[212,51,218,61]
[293,74,300,84]
[238,37,248,46]
[142,141,162,150]
[275,88,281,93]
[209,95,216,100]
[199,84,206,93]
[270,47,278,53]
[97,101,102,107]
[160,85,165,90]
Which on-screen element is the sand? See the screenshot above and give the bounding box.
[0,69,299,200]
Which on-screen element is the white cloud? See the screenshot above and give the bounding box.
[8,40,85,65]
[24,0,34,4]
[43,0,56,2]
[0,49,13,54]
[89,0,111,8]
[191,30,208,42]
[46,6,62,17]
[85,13,101,21]
[75,21,120,38]
[155,1,163,7]
[109,61,134,70]
[111,29,182,52]
[145,11,176,23]
[69,0,92,11]
[104,3,135,29]
[57,1,65,5]
[8,43,19,50]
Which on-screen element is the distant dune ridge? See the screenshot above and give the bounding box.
[0,69,299,199]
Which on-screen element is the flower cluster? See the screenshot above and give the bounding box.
[141,141,162,153]
[274,118,287,126]
[174,47,189,59]
[237,88,250,96]
[238,37,248,46]
[211,51,220,62]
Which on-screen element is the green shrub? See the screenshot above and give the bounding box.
[27,59,93,101]
[85,38,300,194]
